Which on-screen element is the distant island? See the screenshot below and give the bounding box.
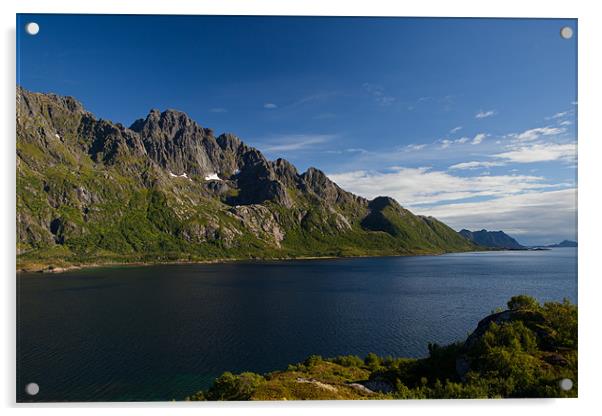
[186,295,577,400]
[17,87,478,273]
[459,230,577,251]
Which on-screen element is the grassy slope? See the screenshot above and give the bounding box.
[17,89,477,272]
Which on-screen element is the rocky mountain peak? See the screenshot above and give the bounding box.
[216,133,243,152]
[272,158,299,187]
[128,108,220,176]
[17,86,478,268]
[368,196,400,211]
[130,108,206,138]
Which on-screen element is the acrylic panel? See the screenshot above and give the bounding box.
[16,14,577,402]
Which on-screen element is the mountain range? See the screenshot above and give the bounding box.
[459,229,525,250]
[16,87,477,271]
[542,240,577,248]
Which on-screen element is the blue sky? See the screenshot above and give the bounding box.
[17,15,577,245]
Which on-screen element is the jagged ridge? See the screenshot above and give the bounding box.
[16,87,476,271]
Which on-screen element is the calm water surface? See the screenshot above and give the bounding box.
[17,248,577,402]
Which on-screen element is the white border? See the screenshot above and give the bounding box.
[2,1,601,415]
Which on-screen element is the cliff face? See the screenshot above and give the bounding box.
[16,87,475,270]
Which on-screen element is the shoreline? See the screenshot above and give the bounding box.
[17,249,489,275]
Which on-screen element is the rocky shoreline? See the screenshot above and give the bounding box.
[17,249,485,275]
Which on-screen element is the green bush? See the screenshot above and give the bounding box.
[304,355,324,368]
[190,296,577,400]
[507,294,539,311]
[364,352,382,371]
[204,371,265,401]
[329,354,364,368]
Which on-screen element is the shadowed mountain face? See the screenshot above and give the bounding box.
[545,240,577,248]
[459,229,525,250]
[16,87,476,270]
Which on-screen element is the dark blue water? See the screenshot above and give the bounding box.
[17,248,577,402]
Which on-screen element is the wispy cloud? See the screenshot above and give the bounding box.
[438,133,485,149]
[406,144,427,151]
[325,148,368,155]
[475,109,496,119]
[328,166,563,206]
[550,111,569,119]
[493,142,576,164]
[362,83,396,106]
[449,161,505,170]
[511,126,565,141]
[439,139,453,149]
[415,188,576,245]
[264,103,278,109]
[471,133,487,145]
[328,164,575,245]
[258,134,336,152]
[450,126,463,134]
[209,107,228,113]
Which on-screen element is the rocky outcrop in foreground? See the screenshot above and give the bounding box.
[187,296,577,400]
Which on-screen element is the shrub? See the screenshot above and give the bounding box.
[329,354,364,368]
[364,352,382,370]
[480,321,538,353]
[304,355,324,368]
[205,371,265,400]
[507,295,539,311]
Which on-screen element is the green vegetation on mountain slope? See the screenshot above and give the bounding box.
[17,87,477,271]
[186,295,577,400]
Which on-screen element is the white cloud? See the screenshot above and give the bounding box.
[439,139,453,149]
[493,142,576,163]
[414,188,576,246]
[550,111,569,119]
[264,103,278,109]
[328,166,561,206]
[438,134,481,149]
[258,134,335,152]
[471,133,487,145]
[475,109,496,119]
[449,161,505,170]
[450,126,462,134]
[512,126,565,141]
[406,144,427,151]
[559,120,573,126]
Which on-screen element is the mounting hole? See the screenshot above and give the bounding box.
[25,22,40,36]
[25,382,39,396]
[560,26,573,40]
[559,378,573,391]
